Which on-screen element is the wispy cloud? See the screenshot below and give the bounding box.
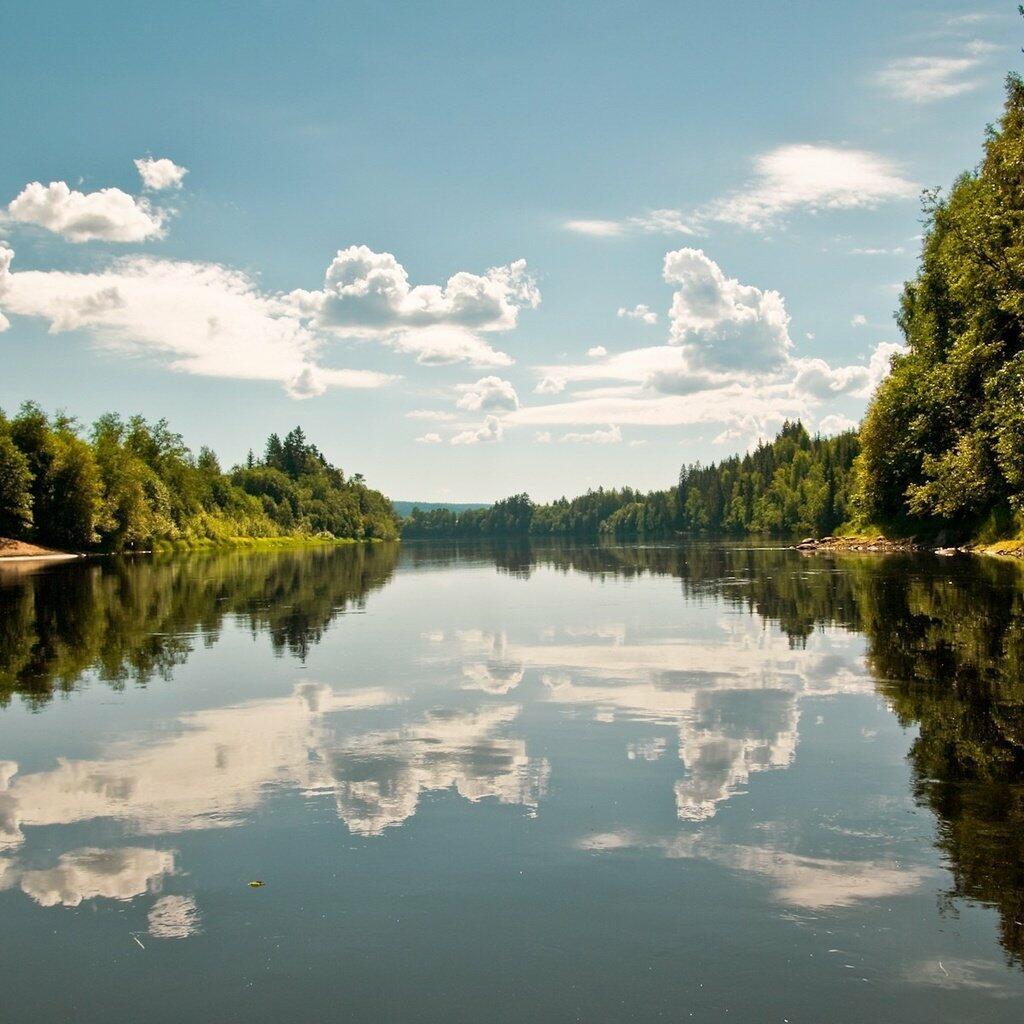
[876,40,999,103]
[563,219,624,237]
[405,409,457,421]
[877,55,980,102]
[560,425,622,444]
[850,245,905,255]
[706,145,917,230]
[564,143,916,237]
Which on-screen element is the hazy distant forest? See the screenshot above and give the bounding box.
[3,77,1024,551]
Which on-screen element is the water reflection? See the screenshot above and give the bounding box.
[15,846,175,908]
[319,705,549,836]
[0,683,393,848]
[578,831,930,909]
[446,620,867,821]
[0,543,400,707]
[544,544,1024,968]
[2,539,1024,988]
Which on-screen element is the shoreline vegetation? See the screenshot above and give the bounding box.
[5,79,1024,561]
[0,410,400,555]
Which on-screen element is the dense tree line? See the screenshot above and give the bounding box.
[402,421,859,540]
[0,403,399,550]
[853,75,1024,541]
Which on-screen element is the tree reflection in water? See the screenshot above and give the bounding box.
[0,543,400,707]
[3,539,1024,967]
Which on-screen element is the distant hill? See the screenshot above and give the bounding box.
[392,500,489,518]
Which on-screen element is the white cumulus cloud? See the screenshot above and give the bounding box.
[514,250,906,447]
[285,245,538,366]
[451,415,504,445]
[455,376,519,412]
[586,345,607,358]
[535,375,566,395]
[134,157,189,191]
[1,248,395,397]
[6,180,167,243]
[415,432,443,444]
[791,342,904,400]
[663,248,793,373]
[618,304,658,324]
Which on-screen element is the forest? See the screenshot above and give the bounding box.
[402,421,859,540]
[0,404,399,550]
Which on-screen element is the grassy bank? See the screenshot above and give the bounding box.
[148,534,392,554]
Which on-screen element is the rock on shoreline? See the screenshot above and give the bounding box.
[793,536,1024,558]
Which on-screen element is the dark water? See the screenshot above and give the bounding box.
[2,541,1024,1022]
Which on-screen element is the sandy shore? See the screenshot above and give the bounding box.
[0,538,79,562]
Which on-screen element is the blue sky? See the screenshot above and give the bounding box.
[0,1,1018,501]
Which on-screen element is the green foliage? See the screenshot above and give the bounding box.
[854,76,1024,536]
[0,411,33,536]
[0,401,399,550]
[9,403,105,548]
[402,421,859,541]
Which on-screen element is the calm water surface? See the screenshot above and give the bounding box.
[2,541,1024,1022]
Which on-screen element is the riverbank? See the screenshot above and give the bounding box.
[0,534,393,562]
[0,538,79,561]
[795,533,1024,558]
[148,534,383,554]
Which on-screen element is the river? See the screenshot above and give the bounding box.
[2,541,1023,1021]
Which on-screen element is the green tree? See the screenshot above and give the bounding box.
[854,75,1024,536]
[0,412,33,537]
